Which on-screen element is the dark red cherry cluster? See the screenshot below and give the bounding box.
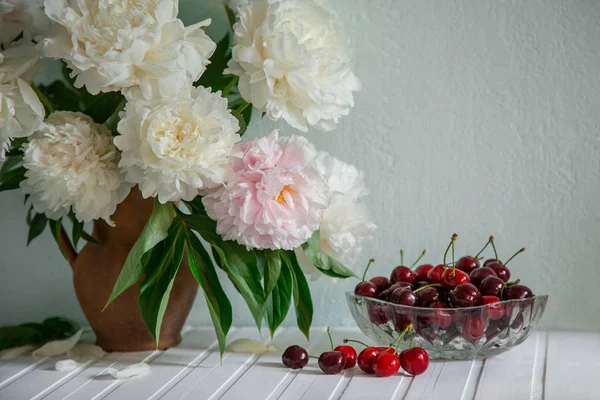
[282,326,429,377]
[354,234,534,313]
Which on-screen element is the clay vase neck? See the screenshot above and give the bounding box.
[64,188,197,352]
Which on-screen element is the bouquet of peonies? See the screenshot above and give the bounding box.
[0,0,375,352]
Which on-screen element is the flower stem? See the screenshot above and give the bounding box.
[222,76,239,97]
[410,250,427,269]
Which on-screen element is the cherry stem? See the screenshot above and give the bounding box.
[309,355,319,359]
[490,236,499,261]
[413,283,442,294]
[410,250,427,269]
[443,233,458,269]
[326,326,334,351]
[475,237,492,258]
[504,248,526,266]
[390,324,413,352]
[343,338,369,348]
[451,236,456,276]
[409,330,414,349]
[400,249,404,265]
[500,279,520,298]
[361,258,375,282]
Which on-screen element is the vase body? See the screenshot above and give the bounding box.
[70,188,197,352]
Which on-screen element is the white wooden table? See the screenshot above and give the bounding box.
[0,328,598,400]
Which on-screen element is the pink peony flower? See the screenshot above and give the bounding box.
[203,130,328,250]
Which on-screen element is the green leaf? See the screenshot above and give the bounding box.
[184,226,232,356]
[27,213,48,245]
[80,230,99,244]
[182,214,265,328]
[183,197,207,215]
[41,317,80,339]
[225,5,237,27]
[0,317,79,351]
[83,92,125,124]
[0,166,26,192]
[263,250,282,299]
[265,255,293,337]
[0,326,45,351]
[195,33,232,92]
[138,224,186,342]
[48,218,66,259]
[301,231,357,279]
[71,219,83,248]
[0,154,23,175]
[105,201,175,308]
[283,251,313,340]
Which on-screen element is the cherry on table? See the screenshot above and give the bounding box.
[357,347,380,374]
[334,345,357,369]
[469,267,497,286]
[282,345,308,369]
[479,276,505,296]
[373,351,400,377]
[318,327,346,374]
[455,256,480,274]
[450,283,481,307]
[399,347,429,376]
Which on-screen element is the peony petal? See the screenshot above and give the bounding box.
[55,359,81,372]
[0,345,36,360]
[106,362,150,379]
[32,329,83,358]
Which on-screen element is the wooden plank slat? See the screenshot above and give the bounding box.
[0,356,46,390]
[545,331,600,400]
[103,328,219,400]
[160,327,277,400]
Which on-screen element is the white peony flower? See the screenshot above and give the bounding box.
[225,0,361,132]
[0,0,53,47]
[21,111,131,225]
[0,41,45,147]
[42,0,216,100]
[297,152,376,279]
[115,86,241,203]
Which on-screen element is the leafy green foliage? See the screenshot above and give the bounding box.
[301,231,357,278]
[0,165,25,192]
[27,212,47,245]
[105,201,175,308]
[195,34,232,93]
[282,251,314,340]
[83,92,125,125]
[265,252,292,337]
[0,317,79,351]
[138,222,186,343]
[184,225,232,355]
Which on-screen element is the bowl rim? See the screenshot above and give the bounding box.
[346,291,548,312]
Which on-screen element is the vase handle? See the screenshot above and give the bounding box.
[59,226,78,268]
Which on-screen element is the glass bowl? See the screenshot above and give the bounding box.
[346,292,548,360]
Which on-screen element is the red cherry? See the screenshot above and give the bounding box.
[399,347,429,375]
[354,281,378,298]
[390,266,416,285]
[476,295,504,320]
[469,266,497,286]
[455,256,480,274]
[450,283,481,307]
[416,286,439,307]
[369,276,391,293]
[414,264,434,281]
[461,314,486,341]
[428,301,453,329]
[368,303,389,325]
[373,351,400,377]
[282,345,309,369]
[334,345,357,369]
[483,258,500,267]
[357,347,380,374]
[318,351,346,374]
[389,288,418,306]
[486,261,511,282]
[441,268,470,288]
[427,264,446,283]
[503,284,534,300]
[479,276,505,296]
[379,282,413,301]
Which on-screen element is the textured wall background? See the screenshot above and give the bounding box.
[1,0,599,332]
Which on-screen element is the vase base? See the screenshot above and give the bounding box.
[96,334,182,352]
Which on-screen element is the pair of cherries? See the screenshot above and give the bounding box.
[282,327,429,377]
[347,325,429,377]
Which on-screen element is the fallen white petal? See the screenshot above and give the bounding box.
[226,338,276,354]
[106,363,150,379]
[55,359,81,372]
[67,343,105,362]
[33,329,83,358]
[0,345,36,360]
